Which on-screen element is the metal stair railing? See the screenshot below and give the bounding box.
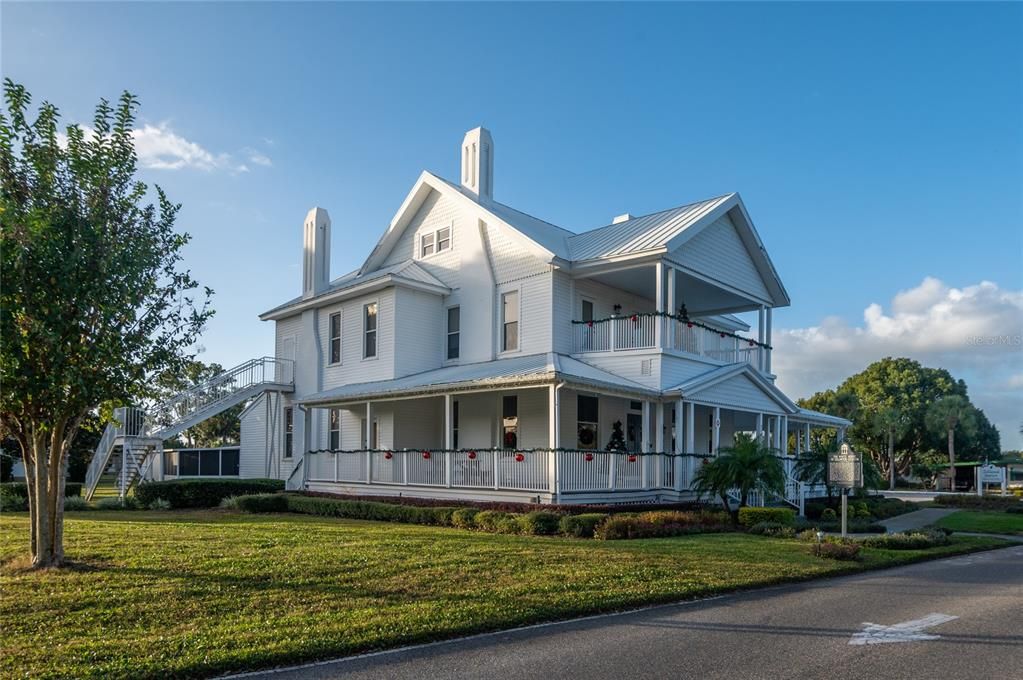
[84,406,147,500]
[146,357,293,439]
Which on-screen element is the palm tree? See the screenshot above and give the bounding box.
[925,396,977,491]
[873,407,909,490]
[692,433,785,515]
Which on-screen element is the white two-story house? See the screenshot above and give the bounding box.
[237,127,849,506]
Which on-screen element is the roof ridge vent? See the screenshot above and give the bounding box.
[612,213,632,224]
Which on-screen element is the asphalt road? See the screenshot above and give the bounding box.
[234,545,1023,680]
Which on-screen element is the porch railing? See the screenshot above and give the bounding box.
[572,315,764,368]
[304,449,714,495]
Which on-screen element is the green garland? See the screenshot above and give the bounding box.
[571,311,771,350]
[306,447,715,458]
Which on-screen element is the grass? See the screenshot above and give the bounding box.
[934,510,1023,535]
[0,511,1010,679]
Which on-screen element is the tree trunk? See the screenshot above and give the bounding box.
[888,430,896,491]
[26,426,69,568]
[947,427,956,492]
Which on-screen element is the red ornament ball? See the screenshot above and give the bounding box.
[627,454,637,463]
[422,451,431,460]
[720,332,726,338]
[467,450,477,460]
[384,451,393,460]
[686,322,693,328]
[587,321,594,328]
[584,452,594,462]
[514,453,525,462]
[630,314,638,322]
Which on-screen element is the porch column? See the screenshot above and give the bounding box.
[654,402,665,489]
[773,416,782,451]
[780,415,788,455]
[757,306,766,372]
[641,401,651,489]
[755,412,764,445]
[685,401,696,488]
[795,423,802,455]
[765,307,773,374]
[805,423,812,453]
[365,401,373,483]
[837,426,846,444]
[712,406,720,455]
[444,394,453,488]
[548,384,560,499]
[673,399,685,492]
[655,261,665,348]
[666,266,676,350]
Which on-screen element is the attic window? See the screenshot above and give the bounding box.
[420,232,435,258]
[419,226,451,258]
[437,227,451,252]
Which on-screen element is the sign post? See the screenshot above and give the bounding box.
[828,443,863,537]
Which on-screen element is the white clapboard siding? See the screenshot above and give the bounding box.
[382,189,462,290]
[393,287,445,376]
[674,213,770,301]
[275,315,301,361]
[481,220,553,285]
[320,288,397,389]
[551,270,574,354]
[689,373,784,414]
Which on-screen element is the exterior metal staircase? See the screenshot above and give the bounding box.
[84,357,293,500]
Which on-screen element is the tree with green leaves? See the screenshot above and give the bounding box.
[872,407,910,490]
[691,433,785,514]
[0,80,213,567]
[925,395,977,491]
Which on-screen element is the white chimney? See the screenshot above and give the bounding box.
[613,213,632,224]
[302,207,331,299]
[461,127,494,201]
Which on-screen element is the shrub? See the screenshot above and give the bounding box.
[852,502,871,519]
[517,511,563,535]
[814,541,861,560]
[748,521,796,538]
[738,507,795,527]
[559,513,608,538]
[63,496,91,511]
[451,507,480,529]
[1006,506,1023,515]
[146,498,172,511]
[860,529,950,550]
[594,510,731,540]
[431,507,457,527]
[234,493,289,513]
[219,495,240,509]
[497,517,523,534]
[932,494,1022,512]
[821,508,837,521]
[473,510,513,532]
[95,496,139,510]
[135,478,284,509]
[1,481,82,499]
[283,494,457,526]
[0,489,27,511]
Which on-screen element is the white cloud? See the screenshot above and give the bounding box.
[774,277,1023,449]
[59,122,269,174]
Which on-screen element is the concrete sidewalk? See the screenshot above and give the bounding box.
[879,508,957,533]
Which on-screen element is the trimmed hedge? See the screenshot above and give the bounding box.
[860,529,950,550]
[804,496,918,521]
[748,521,796,538]
[517,511,563,535]
[558,513,608,538]
[738,507,795,528]
[1,481,82,498]
[594,510,731,540]
[234,494,289,513]
[282,494,458,526]
[473,510,513,532]
[932,494,1022,512]
[451,507,480,529]
[813,541,861,561]
[135,478,284,509]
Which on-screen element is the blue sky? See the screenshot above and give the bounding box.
[4,2,1022,448]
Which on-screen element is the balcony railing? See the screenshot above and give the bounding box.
[572,314,766,367]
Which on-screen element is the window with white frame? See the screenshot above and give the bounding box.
[329,408,341,450]
[502,395,518,449]
[360,418,379,449]
[502,290,519,352]
[328,312,341,364]
[577,395,599,449]
[364,302,377,358]
[447,306,460,360]
[419,225,452,258]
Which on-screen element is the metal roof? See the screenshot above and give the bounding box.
[298,352,657,405]
[567,194,734,261]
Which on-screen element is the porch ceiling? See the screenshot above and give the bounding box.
[578,265,763,316]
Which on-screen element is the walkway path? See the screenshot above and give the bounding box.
[879,508,956,533]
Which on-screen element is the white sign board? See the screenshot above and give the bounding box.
[828,443,863,489]
[978,465,1005,484]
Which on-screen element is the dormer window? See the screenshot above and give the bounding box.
[419,225,452,259]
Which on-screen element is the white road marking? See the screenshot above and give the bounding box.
[849,613,958,646]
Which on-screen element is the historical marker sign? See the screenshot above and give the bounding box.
[828,443,863,489]
[978,464,1004,485]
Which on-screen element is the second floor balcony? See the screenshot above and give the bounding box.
[572,313,768,369]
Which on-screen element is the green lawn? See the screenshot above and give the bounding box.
[935,510,1023,535]
[0,511,1009,679]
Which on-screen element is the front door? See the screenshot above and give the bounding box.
[626,413,642,452]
